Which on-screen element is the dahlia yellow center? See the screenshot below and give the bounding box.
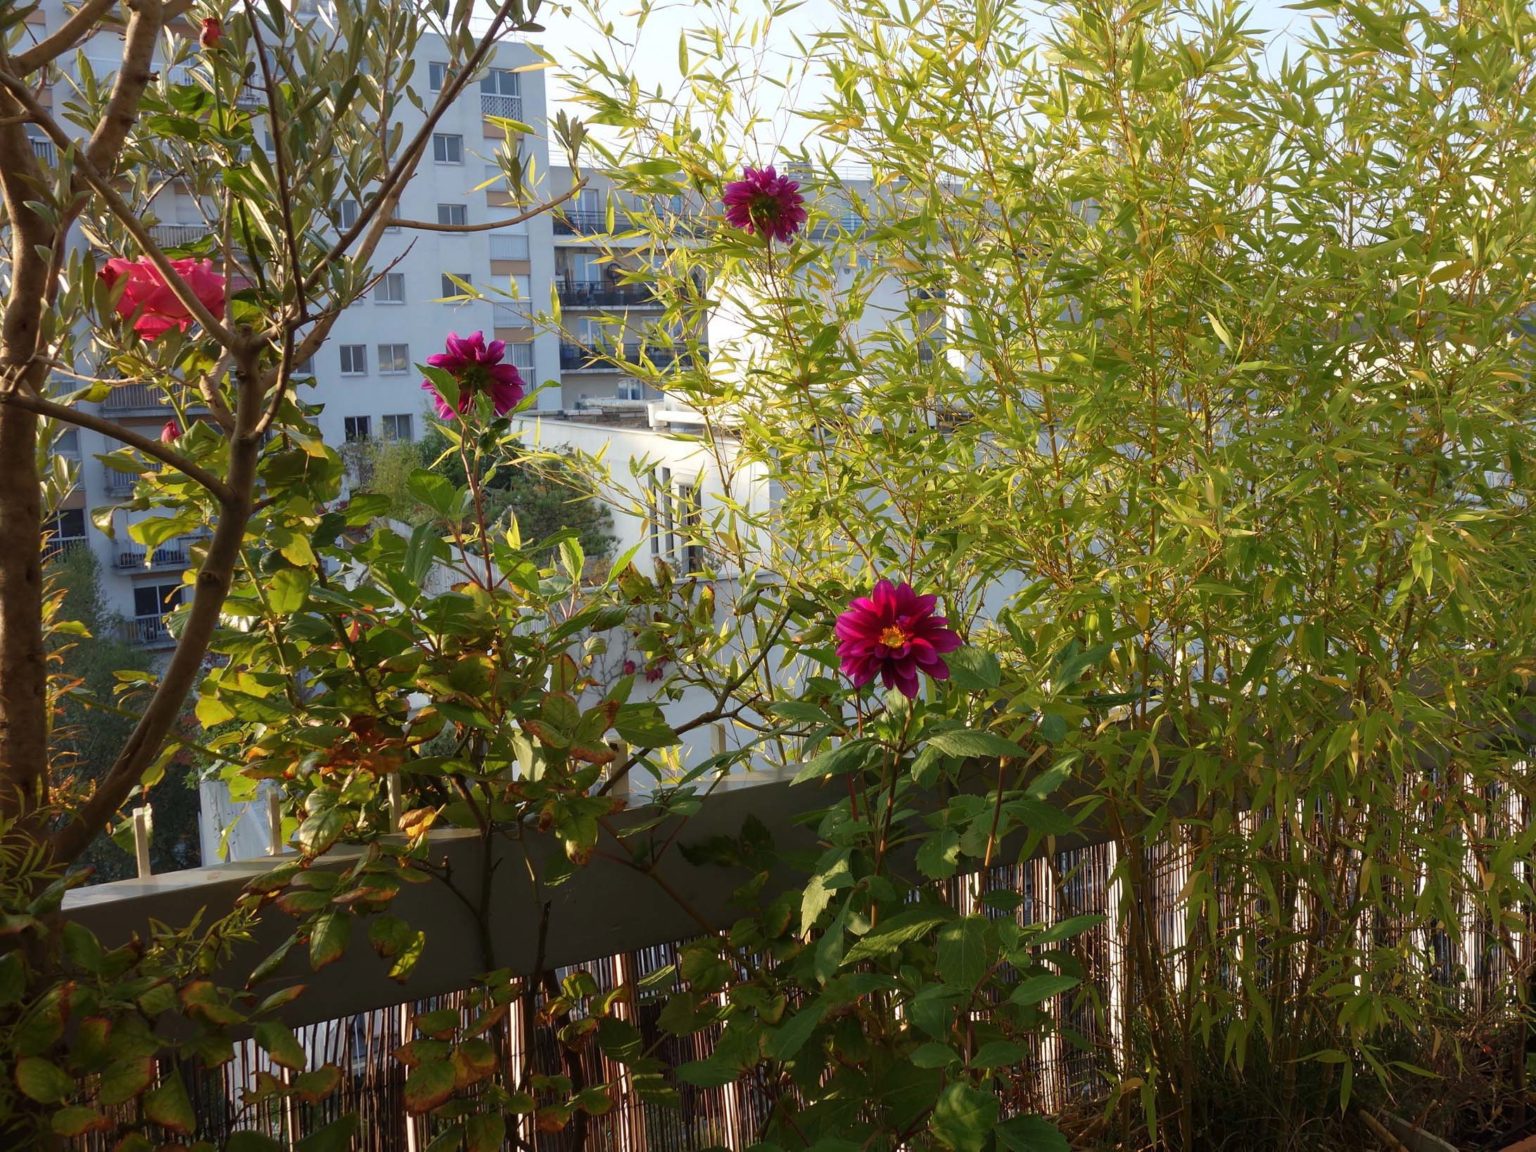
[879,625,911,649]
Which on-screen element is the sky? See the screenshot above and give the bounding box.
[523,0,1315,155]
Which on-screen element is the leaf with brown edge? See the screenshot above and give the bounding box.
[253,1020,306,1071]
[398,807,437,840]
[15,1056,73,1104]
[464,1113,506,1152]
[308,910,350,970]
[291,1065,342,1103]
[97,1054,155,1106]
[144,1074,196,1133]
[451,1037,498,1088]
[403,1059,455,1114]
[51,1105,110,1137]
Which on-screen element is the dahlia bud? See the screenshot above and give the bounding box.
[160,419,182,443]
[199,17,223,49]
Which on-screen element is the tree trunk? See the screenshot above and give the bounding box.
[0,402,46,823]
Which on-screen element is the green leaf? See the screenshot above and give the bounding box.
[842,909,952,966]
[926,728,1027,760]
[98,1054,155,1106]
[465,1114,506,1152]
[995,1115,1070,1152]
[144,1074,196,1133]
[253,1020,307,1071]
[225,1134,286,1152]
[297,1115,360,1152]
[1009,974,1079,1006]
[308,910,351,970]
[404,1059,457,1114]
[15,1056,73,1104]
[766,1001,827,1061]
[268,567,311,614]
[930,1081,998,1152]
[937,917,993,989]
[945,647,1000,691]
[791,737,879,785]
[614,703,679,747]
[909,1042,958,1068]
[0,951,24,1005]
[51,1106,109,1137]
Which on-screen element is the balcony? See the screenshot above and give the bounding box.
[148,223,213,247]
[121,614,176,649]
[113,538,202,573]
[558,342,704,372]
[29,137,55,165]
[101,383,171,412]
[104,469,139,498]
[42,536,88,561]
[480,92,522,121]
[555,280,660,309]
[553,209,609,236]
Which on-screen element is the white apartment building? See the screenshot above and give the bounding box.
[18,1,572,639]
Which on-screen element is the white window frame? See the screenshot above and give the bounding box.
[437,203,467,227]
[432,134,463,164]
[428,61,450,91]
[440,273,472,299]
[375,272,406,304]
[343,415,372,442]
[339,344,367,375]
[377,344,410,375]
[381,413,414,441]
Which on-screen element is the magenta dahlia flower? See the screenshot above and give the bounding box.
[834,580,963,699]
[100,257,226,341]
[722,165,808,243]
[421,330,525,420]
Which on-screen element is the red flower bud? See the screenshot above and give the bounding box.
[160,419,182,443]
[199,17,223,49]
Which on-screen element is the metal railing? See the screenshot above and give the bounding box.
[553,209,609,235]
[122,614,176,648]
[559,342,705,371]
[148,223,212,247]
[480,92,522,121]
[556,280,660,309]
[101,383,171,411]
[113,538,202,572]
[29,137,55,165]
[104,470,139,496]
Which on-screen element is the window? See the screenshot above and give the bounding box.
[292,355,314,376]
[377,344,410,374]
[54,429,80,458]
[432,134,463,164]
[480,68,521,97]
[618,378,645,401]
[43,509,86,557]
[437,203,467,227]
[648,467,671,558]
[428,61,450,91]
[382,414,414,441]
[441,273,472,299]
[337,199,360,230]
[343,416,372,442]
[339,344,367,375]
[678,478,704,574]
[133,583,182,643]
[564,252,603,285]
[646,470,703,572]
[375,272,406,304]
[489,232,529,261]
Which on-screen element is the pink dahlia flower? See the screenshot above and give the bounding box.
[160,419,182,443]
[100,257,226,341]
[834,580,962,699]
[421,330,525,420]
[722,165,808,243]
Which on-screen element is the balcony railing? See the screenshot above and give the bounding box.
[104,470,139,497]
[101,383,171,412]
[42,536,88,561]
[558,342,704,371]
[113,538,202,572]
[148,223,213,247]
[480,92,522,121]
[29,137,56,165]
[121,614,176,648]
[553,209,609,236]
[556,280,660,309]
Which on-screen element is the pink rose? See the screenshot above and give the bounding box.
[100,257,226,341]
